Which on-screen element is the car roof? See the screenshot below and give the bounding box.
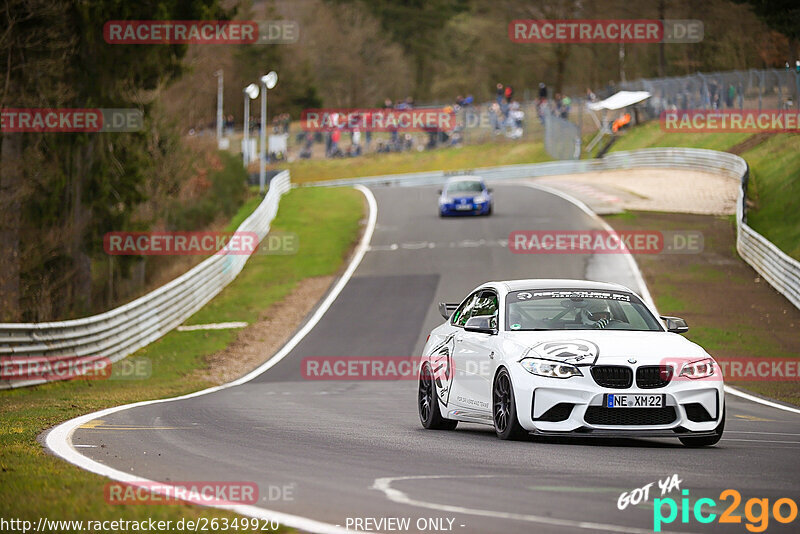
[494,279,634,293]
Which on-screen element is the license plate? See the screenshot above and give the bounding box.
[605,394,665,408]
[455,204,472,210]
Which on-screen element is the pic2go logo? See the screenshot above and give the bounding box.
[654,489,798,532]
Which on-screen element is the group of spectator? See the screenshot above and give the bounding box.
[286,83,598,161]
[489,83,524,138]
[271,113,291,134]
[533,83,574,124]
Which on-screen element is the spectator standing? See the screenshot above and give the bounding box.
[363,110,372,150]
[496,83,504,105]
[554,93,564,117]
[561,95,571,118]
[351,129,362,156]
[537,97,549,125]
[330,128,341,157]
[384,98,398,149]
[490,102,501,134]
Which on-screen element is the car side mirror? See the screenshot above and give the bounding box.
[661,316,689,334]
[464,316,497,335]
[487,188,493,193]
[437,189,443,195]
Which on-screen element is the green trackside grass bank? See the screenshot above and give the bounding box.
[609,121,800,261]
[0,186,363,531]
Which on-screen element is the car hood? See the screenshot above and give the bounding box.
[501,329,709,365]
[444,194,482,201]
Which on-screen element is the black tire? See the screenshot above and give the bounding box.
[679,407,725,447]
[418,363,458,430]
[492,368,527,440]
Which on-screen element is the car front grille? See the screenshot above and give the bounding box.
[636,365,673,389]
[584,406,677,426]
[591,366,633,389]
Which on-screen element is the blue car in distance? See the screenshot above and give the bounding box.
[438,176,493,217]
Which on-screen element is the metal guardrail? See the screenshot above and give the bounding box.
[3,148,797,390]
[0,171,292,389]
[307,147,799,311]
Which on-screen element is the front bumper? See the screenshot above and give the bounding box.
[440,200,490,216]
[508,361,724,436]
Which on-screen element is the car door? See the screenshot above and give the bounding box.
[453,290,499,415]
[432,291,478,411]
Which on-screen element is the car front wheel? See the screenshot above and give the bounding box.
[418,363,458,430]
[492,368,527,440]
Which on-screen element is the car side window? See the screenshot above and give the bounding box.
[452,292,479,327]
[471,291,499,330]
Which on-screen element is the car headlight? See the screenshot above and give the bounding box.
[519,358,582,379]
[678,358,715,379]
[474,196,486,204]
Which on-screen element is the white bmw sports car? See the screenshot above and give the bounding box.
[418,280,725,447]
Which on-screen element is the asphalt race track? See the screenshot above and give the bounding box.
[66,185,800,533]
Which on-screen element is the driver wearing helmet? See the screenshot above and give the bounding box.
[581,300,613,329]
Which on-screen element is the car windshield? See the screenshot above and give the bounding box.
[446,181,483,194]
[505,289,662,331]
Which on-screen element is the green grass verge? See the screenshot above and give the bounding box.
[607,120,752,152]
[0,186,363,531]
[738,134,800,260]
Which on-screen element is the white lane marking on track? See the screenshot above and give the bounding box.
[722,438,800,444]
[518,182,656,312]
[372,475,698,534]
[45,185,379,534]
[521,181,800,418]
[369,239,511,251]
[724,386,800,415]
[727,431,800,436]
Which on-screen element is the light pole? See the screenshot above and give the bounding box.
[214,70,224,148]
[258,71,278,194]
[243,83,259,165]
